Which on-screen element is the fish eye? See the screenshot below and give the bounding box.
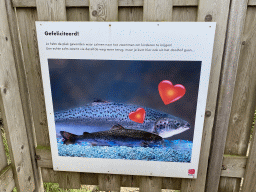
[175,122,180,126]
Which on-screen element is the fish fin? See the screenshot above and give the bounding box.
[110,124,125,130]
[60,131,77,144]
[93,98,108,103]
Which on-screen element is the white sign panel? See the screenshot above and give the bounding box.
[36,22,216,178]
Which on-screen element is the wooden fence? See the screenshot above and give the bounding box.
[0,0,256,191]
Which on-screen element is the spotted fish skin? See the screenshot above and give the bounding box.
[55,101,190,138]
[60,124,163,147]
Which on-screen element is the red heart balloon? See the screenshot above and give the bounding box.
[158,80,186,105]
[129,108,146,124]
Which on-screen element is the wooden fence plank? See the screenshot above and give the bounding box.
[13,0,199,7]
[88,1,120,191]
[220,155,247,178]
[0,1,37,191]
[80,173,99,185]
[139,177,162,192]
[119,7,143,21]
[15,10,50,190]
[15,7,50,148]
[248,0,256,6]
[89,0,118,21]
[36,0,67,21]
[204,1,249,192]
[0,127,8,172]
[98,174,121,192]
[34,0,81,190]
[141,1,173,191]
[242,124,256,191]
[66,0,89,7]
[143,0,173,21]
[173,7,197,21]
[181,0,231,191]
[0,165,15,192]
[238,7,256,192]
[36,148,248,178]
[67,7,89,21]
[119,0,143,6]
[6,0,45,190]
[218,2,256,192]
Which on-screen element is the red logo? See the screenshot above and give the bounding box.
[188,169,195,176]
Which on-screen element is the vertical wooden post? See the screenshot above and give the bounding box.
[143,0,173,21]
[141,1,173,191]
[181,0,231,191]
[0,118,8,180]
[139,177,162,192]
[232,4,256,192]
[98,174,121,192]
[89,0,118,21]
[36,0,67,21]
[206,1,249,191]
[242,119,256,191]
[35,0,80,189]
[5,0,45,191]
[0,0,38,191]
[89,0,120,191]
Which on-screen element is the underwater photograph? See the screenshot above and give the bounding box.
[48,59,201,162]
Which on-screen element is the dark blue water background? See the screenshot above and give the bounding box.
[49,60,201,141]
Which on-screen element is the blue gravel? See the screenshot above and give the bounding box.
[57,139,192,162]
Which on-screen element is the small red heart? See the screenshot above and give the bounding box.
[129,108,146,124]
[158,80,186,105]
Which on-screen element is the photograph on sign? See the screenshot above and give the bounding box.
[36,22,216,178]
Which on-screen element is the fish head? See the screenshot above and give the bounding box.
[153,117,190,138]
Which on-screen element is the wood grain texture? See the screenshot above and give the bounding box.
[172,7,197,21]
[35,0,84,189]
[139,176,162,192]
[89,0,118,21]
[98,174,121,192]
[37,149,186,189]
[218,178,241,192]
[12,0,199,7]
[0,165,15,192]
[89,1,120,191]
[141,1,173,191]
[204,1,249,192]
[41,168,81,189]
[238,7,256,192]
[66,0,89,7]
[218,3,256,192]
[143,0,173,21]
[6,0,45,191]
[80,173,99,185]
[220,155,247,178]
[67,7,89,21]
[0,126,8,172]
[162,178,181,190]
[16,8,50,148]
[248,0,256,5]
[36,0,67,21]
[242,127,256,191]
[181,0,231,191]
[119,7,143,21]
[0,1,36,191]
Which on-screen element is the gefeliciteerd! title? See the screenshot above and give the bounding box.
[44,31,79,36]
